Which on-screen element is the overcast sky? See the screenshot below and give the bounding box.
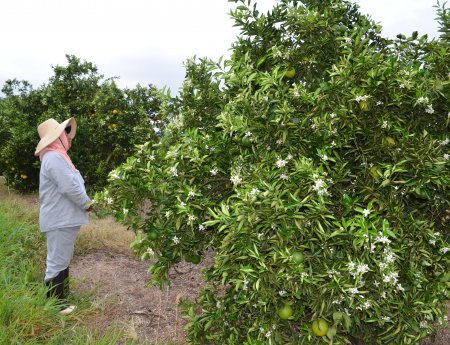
[0,0,441,95]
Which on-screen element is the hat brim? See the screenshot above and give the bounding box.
[35,118,77,155]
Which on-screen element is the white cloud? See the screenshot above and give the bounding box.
[354,0,439,38]
[0,0,442,95]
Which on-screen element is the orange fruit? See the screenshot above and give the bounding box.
[278,303,293,320]
[285,68,296,79]
[312,318,329,336]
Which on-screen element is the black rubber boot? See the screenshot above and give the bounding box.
[61,267,70,297]
[45,269,75,315]
[45,270,66,301]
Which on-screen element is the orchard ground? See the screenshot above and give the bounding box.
[1,178,448,344]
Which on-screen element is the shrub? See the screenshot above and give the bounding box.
[0,55,163,192]
[98,1,449,343]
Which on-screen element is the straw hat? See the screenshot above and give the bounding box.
[35,117,77,155]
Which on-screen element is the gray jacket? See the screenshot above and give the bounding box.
[39,151,90,232]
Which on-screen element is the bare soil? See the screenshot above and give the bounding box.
[71,248,211,345]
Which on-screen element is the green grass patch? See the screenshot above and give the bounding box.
[0,200,127,344]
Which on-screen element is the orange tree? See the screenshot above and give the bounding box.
[0,55,163,191]
[97,0,449,343]
[0,79,49,190]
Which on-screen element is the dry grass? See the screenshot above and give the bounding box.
[0,177,135,255]
[0,177,40,222]
[76,215,135,255]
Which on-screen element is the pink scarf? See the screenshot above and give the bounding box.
[39,132,77,171]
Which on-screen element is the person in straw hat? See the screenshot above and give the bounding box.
[35,117,93,315]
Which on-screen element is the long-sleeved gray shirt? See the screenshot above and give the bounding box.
[39,151,90,232]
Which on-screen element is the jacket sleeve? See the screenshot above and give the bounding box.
[46,153,90,209]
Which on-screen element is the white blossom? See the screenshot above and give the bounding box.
[348,287,360,295]
[420,321,429,329]
[167,150,178,158]
[379,262,388,271]
[109,171,121,179]
[384,250,396,264]
[417,96,429,104]
[188,191,195,198]
[362,209,371,217]
[149,155,155,161]
[375,233,391,245]
[425,104,434,114]
[444,154,449,161]
[172,236,180,244]
[440,138,449,146]
[276,159,288,168]
[106,197,113,205]
[382,271,399,285]
[382,120,388,129]
[348,261,356,271]
[361,301,371,310]
[250,188,260,196]
[327,268,339,278]
[280,174,289,180]
[243,277,249,290]
[438,316,449,325]
[313,178,328,196]
[230,175,242,185]
[198,224,205,231]
[169,166,178,177]
[210,167,218,176]
[441,247,450,254]
[355,95,369,103]
[321,154,328,161]
[356,263,369,275]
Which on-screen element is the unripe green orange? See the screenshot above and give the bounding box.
[311,318,329,336]
[278,303,293,320]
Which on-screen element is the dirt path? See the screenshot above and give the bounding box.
[71,249,211,344]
